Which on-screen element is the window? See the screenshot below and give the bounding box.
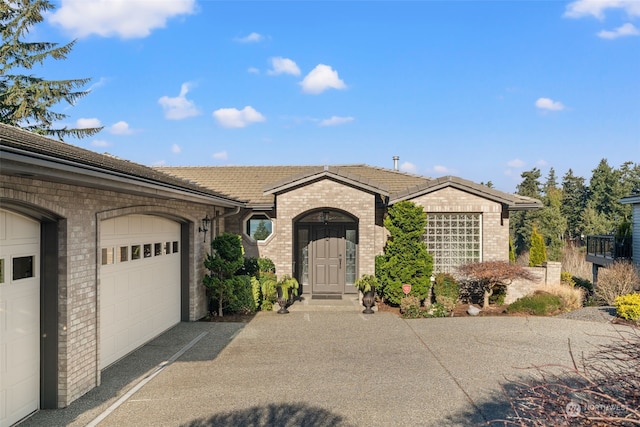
[101,247,115,265]
[345,229,357,285]
[164,242,171,254]
[154,243,162,256]
[13,255,34,280]
[424,213,481,273]
[143,244,152,258]
[0,259,4,284]
[172,241,179,253]
[132,245,141,260]
[119,246,129,262]
[245,214,273,241]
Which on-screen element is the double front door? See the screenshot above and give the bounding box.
[298,224,357,294]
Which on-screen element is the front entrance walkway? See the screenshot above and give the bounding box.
[21,309,622,426]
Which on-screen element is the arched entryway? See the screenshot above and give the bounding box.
[294,209,358,295]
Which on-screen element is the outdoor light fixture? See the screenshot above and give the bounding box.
[199,214,211,242]
[321,210,330,224]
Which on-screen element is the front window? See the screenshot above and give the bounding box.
[245,214,273,241]
[424,213,481,273]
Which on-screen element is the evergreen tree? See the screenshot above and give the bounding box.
[529,225,547,266]
[378,201,433,305]
[0,0,101,139]
[543,167,558,195]
[203,233,245,317]
[588,159,625,224]
[537,187,566,261]
[561,169,587,242]
[510,168,542,255]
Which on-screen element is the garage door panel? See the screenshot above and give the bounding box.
[99,215,180,369]
[0,209,40,427]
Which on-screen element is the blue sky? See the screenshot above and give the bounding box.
[37,0,640,192]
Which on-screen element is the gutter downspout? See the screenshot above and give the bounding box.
[211,206,242,236]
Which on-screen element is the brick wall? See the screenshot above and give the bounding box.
[1,175,220,407]
[239,178,378,279]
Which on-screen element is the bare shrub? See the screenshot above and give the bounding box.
[537,283,584,311]
[595,261,640,305]
[492,329,640,426]
[561,243,592,281]
[515,251,529,267]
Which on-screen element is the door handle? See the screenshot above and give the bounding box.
[339,254,342,269]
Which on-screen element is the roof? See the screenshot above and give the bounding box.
[390,175,542,209]
[0,123,242,206]
[158,165,430,207]
[620,193,640,205]
[159,165,540,210]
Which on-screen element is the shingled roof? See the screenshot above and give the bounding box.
[0,123,241,206]
[158,164,541,210]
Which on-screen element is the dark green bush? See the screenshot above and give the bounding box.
[257,257,275,274]
[433,273,460,309]
[489,285,507,305]
[237,257,259,277]
[506,292,563,316]
[226,275,256,314]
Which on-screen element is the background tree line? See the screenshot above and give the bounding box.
[510,159,640,261]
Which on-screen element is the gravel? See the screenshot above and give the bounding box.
[554,306,617,323]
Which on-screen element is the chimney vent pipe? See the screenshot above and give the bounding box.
[393,156,399,171]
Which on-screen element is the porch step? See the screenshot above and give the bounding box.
[287,295,367,312]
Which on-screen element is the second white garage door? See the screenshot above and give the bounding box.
[99,215,181,369]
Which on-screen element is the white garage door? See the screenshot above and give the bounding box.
[0,209,40,427]
[99,215,181,369]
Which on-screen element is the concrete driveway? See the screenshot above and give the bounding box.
[22,301,625,427]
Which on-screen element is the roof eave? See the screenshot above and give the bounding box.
[264,170,390,197]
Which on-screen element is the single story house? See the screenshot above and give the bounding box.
[0,123,540,425]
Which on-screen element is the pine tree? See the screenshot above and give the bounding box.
[561,169,587,242]
[0,0,101,139]
[510,168,542,255]
[537,187,566,261]
[378,201,433,305]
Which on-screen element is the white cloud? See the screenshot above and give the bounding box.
[536,159,549,167]
[507,159,525,168]
[535,97,566,111]
[598,22,640,39]
[318,116,354,127]
[235,32,263,43]
[109,121,134,135]
[87,77,108,92]
[267,57,301,76]
[212,106,266,128]
[171,144,181,154]
[158,83,200,120]
[300,64,347,94]
[91,139,110,147]
[49,0,196,39]
[433,165,452,174]
[248,67,260,74]
[400,162,418,173]
[76,117,102,128]
[212,150,228,160]
[564,0,640,19]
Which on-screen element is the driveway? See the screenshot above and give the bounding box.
[22,304,625,427]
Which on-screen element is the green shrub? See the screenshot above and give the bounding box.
[423,303,448,318]
[251,276,261,309]
[377,201,433,305]
[259,272,277,310]
[227,275,256,314]
[489,285,507,305]
[529,225,547,267]
[506,292,563,316]
[237,257,259,277]
[561,271,575,287]
[615,293,640,321]
[573,276,593,303]
[257,257,275,274]
[433,273,460,305]
[400,295,421,318]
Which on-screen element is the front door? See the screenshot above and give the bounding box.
[312,225,344,294]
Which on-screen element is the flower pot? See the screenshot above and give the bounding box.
[362,286,376,314]
[276,285,289,314]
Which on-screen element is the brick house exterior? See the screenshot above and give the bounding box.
[0,124,241,423]
[1,123,540,422]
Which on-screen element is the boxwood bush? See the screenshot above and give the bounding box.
[506,291,563,316]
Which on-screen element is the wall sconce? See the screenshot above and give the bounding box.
[320,210,329,224]
[199,214,211,242]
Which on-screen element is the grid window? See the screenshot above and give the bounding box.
[424,213,481,273]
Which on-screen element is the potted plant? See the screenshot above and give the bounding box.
[275,275,299,314]
[355,274,378,314]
